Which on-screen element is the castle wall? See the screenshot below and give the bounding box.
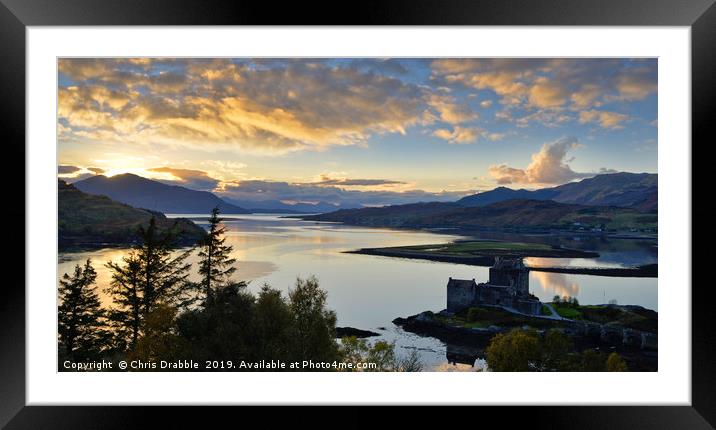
[478,284,511,306]
[488,267,529,296]
[447,281,476,313]
[514,299,542,315]
[447,258,539,315]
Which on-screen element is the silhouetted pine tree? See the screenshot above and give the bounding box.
[197,207,238,305]
[106,252,143,348]
[106,217,192,348]
[58,259,107,360]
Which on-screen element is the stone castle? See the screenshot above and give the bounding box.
[446,257,542,315]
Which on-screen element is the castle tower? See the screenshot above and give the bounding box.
[488,257,529,296]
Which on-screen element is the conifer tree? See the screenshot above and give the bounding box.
[197,207,238,305]
[135,217,193,313]
[58,258,106,360]
[106,217,192,348]
[106,252,143,348]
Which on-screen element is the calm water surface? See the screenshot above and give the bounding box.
[58,214,657,371]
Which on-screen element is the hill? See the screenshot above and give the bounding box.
[299,199,657,233]
[223,197,345,214]
[74,173,250,214]
[59,180,206,249]
[457,172,657,212]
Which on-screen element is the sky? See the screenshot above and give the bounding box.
[57,58,657,207]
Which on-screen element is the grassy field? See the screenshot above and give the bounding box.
[403,241,553,255]
[351,239,598,262]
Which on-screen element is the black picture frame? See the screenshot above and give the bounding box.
[1,0,709,427]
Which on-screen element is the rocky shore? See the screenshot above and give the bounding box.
[393,305,657,371]
[335,327,381,338]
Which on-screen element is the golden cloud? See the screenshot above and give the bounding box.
[432,58,655,128]
[570,84,603,108]
[615,68,657,101]
[579,109,629,129]
[432,126,485,144]
[427,94,477,124]
[528,77,567,108]
[488,136,592,185]
[58,59,426,154]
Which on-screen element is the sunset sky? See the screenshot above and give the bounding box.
[58,58,657,206]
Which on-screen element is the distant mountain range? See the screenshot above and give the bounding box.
[75,173,251,215]
[457,172,657,212]
[299,198,657,233]
[298,173,658,233]
[70,171,657,231]
[223,198,344,214]
[74,173,340,214]
[59,180,205,249]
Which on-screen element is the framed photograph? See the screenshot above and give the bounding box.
[3,0,710,427]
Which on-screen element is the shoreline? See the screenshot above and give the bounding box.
[347,248,657,278]
[393,306,658,371]
[290,215,658,240]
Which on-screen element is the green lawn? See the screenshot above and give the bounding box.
[552,305,583,319]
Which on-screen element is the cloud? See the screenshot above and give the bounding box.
[87,167,105,174]
[148,167,220,191]
[431,58,656,128]
[432,126,486,144]
[58,165,80,174]
[614,67,657,101]
[597,167,619,174]
[488,136,593,185]
[514,111,572,128]
[58,58,656,157]
[578,109,629,129]
[217,179,469,208]
[486,132,506,141]
[488,165,529,184]
[133,166,463,206]
[570,84,602,108]
[311,174,405,187]
[58,59,427,155]
[427,94,477,124]
[528,77,568,108]
[432,59,562,108]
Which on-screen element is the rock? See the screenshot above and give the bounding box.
[600,325,622,344]
[335,327,381,338]
[584,322,602,338]
[415,311,434,322]
[641,332,658,350]
[622,328,641,347]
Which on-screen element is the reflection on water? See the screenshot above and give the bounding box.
[432,360,488,372]
[475,233,657,268]
[58,214,657,370]
[525,257,624,269]
[531,270,581,298]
